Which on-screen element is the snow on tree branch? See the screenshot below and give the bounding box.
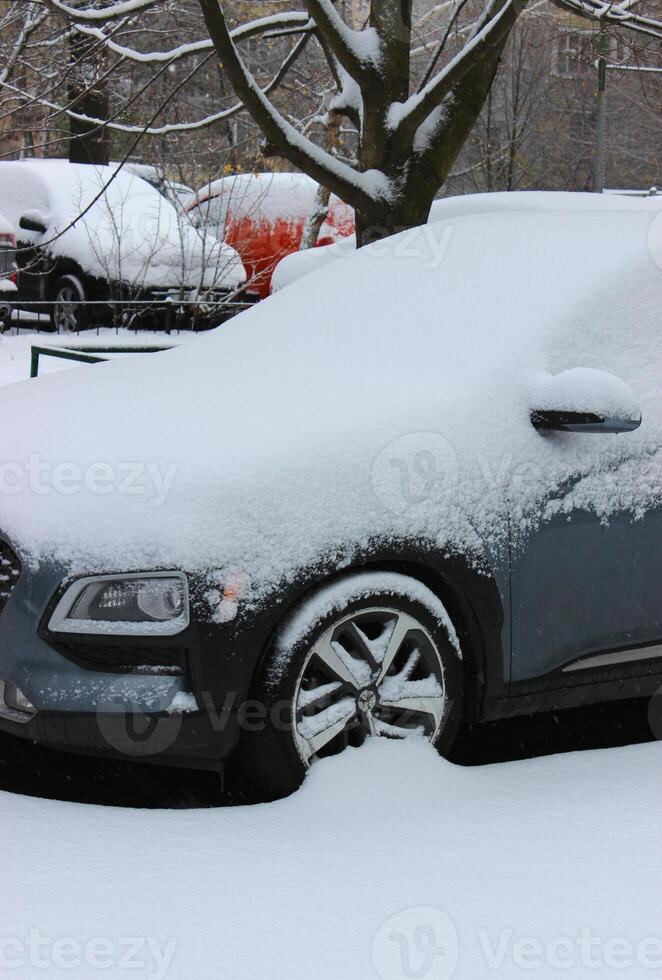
[198,0,390,217]
[389,0,522,144]
[0,28,312,138]
[553,0,662,37]
[45,0,160,20]
[302,0,381,82]
[71,12,313,65]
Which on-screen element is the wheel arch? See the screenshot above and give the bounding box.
[243,548,505,726]
[48,260,88,298]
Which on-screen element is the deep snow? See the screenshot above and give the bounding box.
[1,739,660,979]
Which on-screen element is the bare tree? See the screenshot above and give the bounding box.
[4,0,662,243]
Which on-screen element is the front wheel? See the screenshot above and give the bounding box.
[238,571,464,799]
[51,274,87,332]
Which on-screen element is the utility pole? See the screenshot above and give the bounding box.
[593,28,607,193]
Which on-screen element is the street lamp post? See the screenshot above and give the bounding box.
[593,29,607,193]
[593,32,662,194]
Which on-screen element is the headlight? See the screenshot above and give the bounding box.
[49,572,189,636]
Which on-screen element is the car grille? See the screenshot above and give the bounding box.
[56,641,187,674]
[0,539,21,617]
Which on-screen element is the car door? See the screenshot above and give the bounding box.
[15,235,48,304]
[510,494,662,683]
[509,321,662,686]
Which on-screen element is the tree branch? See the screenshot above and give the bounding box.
[198,0,388,215]
[392,0,523,146]
[72,12,314,65]
[0,32,312,137]
[416,0,473,93]
[45,0,161,20]
[302,0,380,84]
[553,0,662,37]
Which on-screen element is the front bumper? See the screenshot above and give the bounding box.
[0,698,230,771]
[0,551,250,770]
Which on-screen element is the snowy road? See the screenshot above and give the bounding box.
[1,738,660,980]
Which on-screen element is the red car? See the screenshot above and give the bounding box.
[185,172,355,299]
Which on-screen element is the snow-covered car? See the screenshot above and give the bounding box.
[112,161,195,210]
[0,160,245,331]
[0,210,17,328]
[0,207,661,799]
[185,172,354,298]
[271,189,662,291]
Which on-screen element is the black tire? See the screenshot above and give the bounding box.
[0,301,11,332]
[51,273,87,333]
[237,571,464,800]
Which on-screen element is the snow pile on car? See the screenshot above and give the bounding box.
[1,208,661,598]
[271,190,662,291]
[0,160,245,291]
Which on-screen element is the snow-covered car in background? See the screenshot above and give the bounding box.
[0,208,661,799]
[185,172,354,298]
[0,160,245,331]
[0,210,17,329]
[271,190,662,291]
[113,161,195,210]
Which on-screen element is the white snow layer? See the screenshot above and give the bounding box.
[0,160,245,290]
[2,739,661,979]
[2,209,662,601]
[271,189,662,291]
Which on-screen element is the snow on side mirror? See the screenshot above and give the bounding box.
[530,368,642,434]
[19,211,48,235]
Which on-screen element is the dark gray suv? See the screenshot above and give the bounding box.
[0,203,660,798]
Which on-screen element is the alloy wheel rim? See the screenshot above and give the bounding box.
[292,606,446,766]
[54,286,80,332]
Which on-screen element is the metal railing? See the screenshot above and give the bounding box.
[30,343,178,378]
[5,297,256,336]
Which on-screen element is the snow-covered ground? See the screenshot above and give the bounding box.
[1,739,660,979]
[0,329,196,388]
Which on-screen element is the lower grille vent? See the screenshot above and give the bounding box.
[0,539,21,616]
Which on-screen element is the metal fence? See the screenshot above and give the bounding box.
[4,298,256,336]
[29,343,180,378]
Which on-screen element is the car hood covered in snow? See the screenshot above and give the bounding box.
[0,160,245,291]
[2,209,662,597]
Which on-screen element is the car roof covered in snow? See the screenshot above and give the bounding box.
[2,207,662,590]
[185,171,350,227]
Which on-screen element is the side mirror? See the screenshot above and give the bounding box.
[530,368,642,435]
[19,212,47,235]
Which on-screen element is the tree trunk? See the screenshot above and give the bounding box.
[300,110,343,249]
[68,32,109,165]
